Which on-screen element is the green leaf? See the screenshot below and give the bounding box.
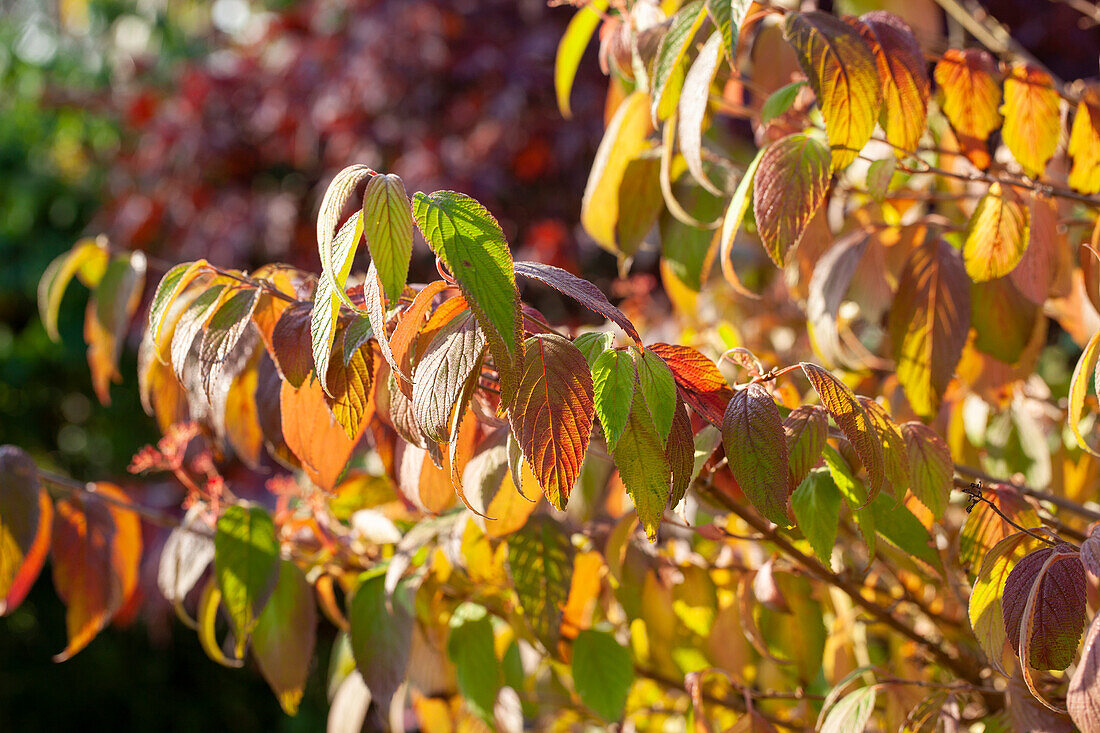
[348,569,414,710]
[573,332,615,366]
[555,0,609,119]
[413,190,523,400]
[572,628,634,722]
[722,383,790,527]
[316,165,371,309]
[651,1,707,123]
[214,503,279,657]
[821,686,877,733]
[38,237,109,342]
[507,515,575,651]
[760,80,807,126]
[613,399,673,541]
[705,0,753,63]
[791,469,842,564]
[252,559,317,716]
[147,259,209,358]
[901,422,953,519]
[509,334,595,510]
[362,173,413,303]
[869,493,942,574]
[822,446,874,551]
[592,348,637,450]
[447,602,502,722]
[635,347,677,443]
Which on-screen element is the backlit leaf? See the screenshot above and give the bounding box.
[85,252,146,405]
[970,276,1040,364]
[705,0,752,63]
[901,422,952,519]
[718,145,766,295]
[784,11,882,169]
[582,91,654,254]
[1069,327,1100,456]
[349,570,414,711]
[635,347,677,442]
[51,483,141,661]
[666,396,694,508]
[678,32,725,196]
[447,603,501,722]
[1002,64,1061,177]
[215,503,279,657]
[852,12,929,154]
[592,348,637,451]
[572,628,634,722]
[821,686,877,733]
[197,577,243,668]
[869,493,942,574]
[800,362,886,497]
[783,405,828,490]
[960,483,1042,577]
[651,1,707,123]
[1069,85,1100,194]
[312,214,363,396]
[199,286,260,398]
[324,322,375,440]
[412,308,485,444]
[934,49,1002,168]
[316,165,370,308]
[791,468,842,564]
[753,133,831,267]
[649,342,732,426]
[555,0,609,119]
[723,383,790,527]
[157,504,214,609]
[507,515,575,650]
[613,399,673,541]
[964,183,1030,283]
[514,261,640,344]
[509,334,594,510]
[463,436,539,537]
[807,233,869,369]
[614,154,663,257]
[281,377,359,490]
[857,397,910,496]
[1068,612,1100,731]
[1003,545,1087,670]
[413,190,523,400]
[0,445,51,615]
[39,237,109,342]
[362,173,413,303]
[252,560,316,715]
[970,531,1036,674]
[573,332,614,366]
[888,239,971,418]
[147,259,209,359]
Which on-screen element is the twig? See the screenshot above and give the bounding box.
[953,464,1100,523]
[37,469,206,534]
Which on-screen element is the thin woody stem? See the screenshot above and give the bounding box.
[37,469,206,533]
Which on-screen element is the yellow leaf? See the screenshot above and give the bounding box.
[1069,85,1100,194]
[963,183,1030,283]
[1002,64,1061,177]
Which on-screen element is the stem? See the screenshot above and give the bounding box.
[955,478,1061,546]
[38,469,206,534]
[954,464,1100,523]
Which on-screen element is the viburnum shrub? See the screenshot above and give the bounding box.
[7,0,1100,730]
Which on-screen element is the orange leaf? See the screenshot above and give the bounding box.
[224,349,265,468]
[280,378,359,491]
[851,11,929,154]
[1002,63,1061,178]
[648,342,733,426]
[1068,85,1100,195]
[784,11,882,169]
[325,323,377,440]
[959,483,1040,578]
[752,133,831,267]
[934,49,1002,169]
[51,483,142,661]
[963,182,1030,282]
[84,253,146,405]
[1010,192,1060,304]
[0,446,52,615]
[270,301,315,388]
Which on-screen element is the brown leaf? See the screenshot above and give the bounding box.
[270,300,315,388]
[752,133,831,267]
[1069,612,1100,732]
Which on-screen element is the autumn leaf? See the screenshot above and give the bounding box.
[648,342,733,426]
[311,213,363,396]
[650,1,707,123]
[856,397,909,497]
[51,483,141,661]
[509,334,595,510]
[507,515,575,651]
[214,503,279,657]
[888,239,971,418]
[1069,327,1100,456]
[634,347,677,442]
[271,300,316,388]
[324,321,376,440]
[252,559,317,715]
[900,422,953,519]
[1002,64,1061,178]
[783,405,828,490]
[678,32,725,195]
[934,49,1002,168]
[963,183,1030,282]
[555,0,609,118]
[413,190,523,401]
[38,237,110,342]
[85,252,147,405]
[665,396,694,508]
[1003,544,1087,671]
[0,445,51,616]
[970,531,1036,674]
[752,133,831,267]
[157,504,214,617]
[361,173,413,303]
[705,0,752,63]
[280,377,359,490]
[723,383,790,527]
[514,261,640,344]
[1069,612,1100,731]
[199,286,260,398]
[411,308,485,444]
[784,11,882,169]
[146,259,209,358]
[1068,85,1100,194]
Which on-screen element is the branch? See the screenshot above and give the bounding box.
[953,464,1100,523]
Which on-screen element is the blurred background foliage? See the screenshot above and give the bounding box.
[0,0,1097,728]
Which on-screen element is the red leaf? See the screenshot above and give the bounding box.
[648,343,733,426]
[1002,545,1087,671]
[514,261,640,344]
[0,446,52,615]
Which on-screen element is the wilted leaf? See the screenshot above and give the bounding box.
[447,602,501,722]
[85,252,147,405]
[413,190,523,400]
[964,183,1030,283]
[791,469,842,564]
[507,515,575,650]
[349,570,414,711]
[1069,85,1100,195]
[514,261,640,344]
[0,445,51,615]
[555,0,609,118]
[649,343,733,427]
[252,559,316,715]
[51,483,141,661]
[39,237,109,342]
[934,49,1002,168]
[784,11,882,169]
[900,422,952,519]
[678,32,725,195]
[753,133,831,267]
[362,173,413,303]
[215,503,279,657]
[651,1,707,123]
[800,363,885,497]
[281,377,359,491]
[722,383,790,527]
[509,334,594,510]
[572,628,633,722]
[889,239,971,418]
[1002,64,1061,177]
[592,348,637,451]
[1003,544,1087,671]
[852,12,929,154]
